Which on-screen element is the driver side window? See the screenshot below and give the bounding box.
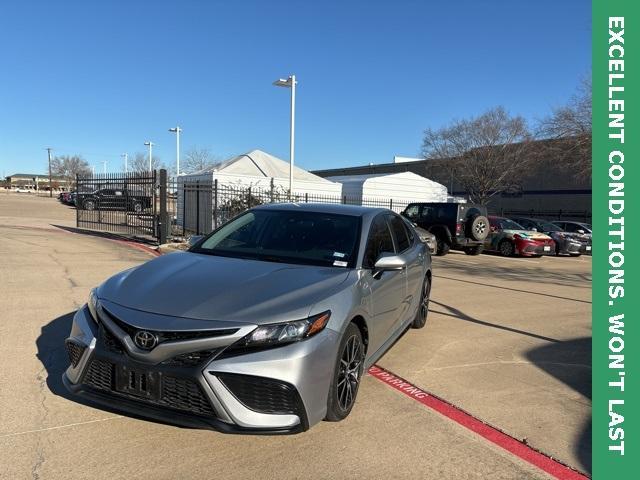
[363,215,395,269]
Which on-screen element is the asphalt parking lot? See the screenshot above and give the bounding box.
[0,193,591,479]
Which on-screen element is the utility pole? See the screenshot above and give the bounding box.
[169,126,182,176]
[144,141,154,171]
[46,148,53,197]
[121,153,128,173]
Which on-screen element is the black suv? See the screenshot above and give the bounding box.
[401,202,489,256]
[76,187,152,213]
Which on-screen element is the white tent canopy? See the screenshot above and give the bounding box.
[326,171,448,210]
[187,149,342,196]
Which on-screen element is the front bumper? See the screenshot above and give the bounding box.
[514,238,555,256]
[557,239,585,255]
[63,305,340,434]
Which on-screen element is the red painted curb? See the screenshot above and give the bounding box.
[368,365,589,480]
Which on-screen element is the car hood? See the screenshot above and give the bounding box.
[502,229,552,240]
[98,252,352,324]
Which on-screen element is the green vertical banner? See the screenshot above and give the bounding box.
[593,0,639,477]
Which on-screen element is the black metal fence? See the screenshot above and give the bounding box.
[73,169,593,243]
[76,171,158,239]
[167,179,415,238]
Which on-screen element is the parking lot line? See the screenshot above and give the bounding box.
[0,416,123,439]
[368,365,589,480]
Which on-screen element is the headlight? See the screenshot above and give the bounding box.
[87,288,99,322]
[237,311,331,350]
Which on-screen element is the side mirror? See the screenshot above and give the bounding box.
[531,228,537,232]
[577,229,585,234]
[188,235,204,248]
[374,253,406,273]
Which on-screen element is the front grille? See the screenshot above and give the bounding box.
[100,325,124,353]
[82,358,215,417]
[161,349,221,367]
[101,308,239,344]
[84,358,115,391]
[65,341,86,368]
[161,376,215,416]
[217,373,302,415]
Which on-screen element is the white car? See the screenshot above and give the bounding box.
[14,187,31,193]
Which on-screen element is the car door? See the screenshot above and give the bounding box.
[389,214,423,323]
[363,214,406,354]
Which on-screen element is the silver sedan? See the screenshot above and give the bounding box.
[63,203,432,433]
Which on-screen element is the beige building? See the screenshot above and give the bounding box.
[4,173,69,190]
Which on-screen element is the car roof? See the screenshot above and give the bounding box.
[252,202,389,217]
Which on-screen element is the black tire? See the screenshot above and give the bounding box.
[463,246,483,256]
[468,215,490,241]
[132,201,143,213]
[412,275,431,329]
[435,236,450,256]
[83,199,96,211]
[325,323,365,422]
[498,239,514,257]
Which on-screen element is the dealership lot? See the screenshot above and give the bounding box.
[0,193,591,479]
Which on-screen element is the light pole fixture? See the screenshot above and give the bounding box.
[273,74,297,197]
[121,153,128,173]
[169,126,182,176]
[144,141,154,171]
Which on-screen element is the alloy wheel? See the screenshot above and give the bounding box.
[337,335,363,411]
[420,277,431,320]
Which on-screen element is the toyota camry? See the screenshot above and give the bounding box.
[63,203,432,433]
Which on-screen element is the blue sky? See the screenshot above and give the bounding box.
[0,0,591,176]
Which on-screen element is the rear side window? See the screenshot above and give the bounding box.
[403,205,419,220]
[389,215,411,252]
[363,215,395,268]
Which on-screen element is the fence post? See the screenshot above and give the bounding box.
[390,199,393,210]
[342,195,346,204]
[182,181,186,234]
[213,179,219,229]
[270,178,275,203]
[75,174,79,228]
[305,192,308,203]
[248,186,252,208]
[158,169,168,245]
[196,180,200,235]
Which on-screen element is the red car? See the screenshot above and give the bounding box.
[484,216,556,257]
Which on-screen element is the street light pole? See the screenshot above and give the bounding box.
[144,141,154,171]
[121,153,128,173]
[46,147,53,197]
[169,126,182,175]
[273,75,297,197]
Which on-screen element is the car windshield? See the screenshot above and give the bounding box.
[498,218,524,230]
[193,210,361,268]
[540,221,562,232]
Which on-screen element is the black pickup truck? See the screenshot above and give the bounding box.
[75,187,152,213]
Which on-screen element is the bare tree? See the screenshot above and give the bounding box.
[537,76,592,178]
[421,107,532,204]
[50,155,91,186]
[182,147,219,173]
[127,152,164,174]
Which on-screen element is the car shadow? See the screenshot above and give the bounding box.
[51,224,157,245]
[525,337,592,474]
[35,311,201,430]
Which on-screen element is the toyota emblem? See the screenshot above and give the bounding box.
[134,330,158,350]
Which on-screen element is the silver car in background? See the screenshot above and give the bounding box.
[63,204,432,433]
